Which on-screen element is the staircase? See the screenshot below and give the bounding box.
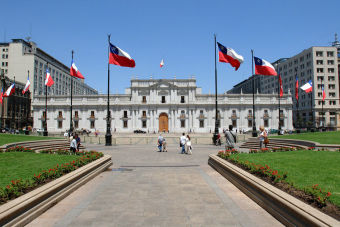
[239,137,308,150]
[1,139,86,152]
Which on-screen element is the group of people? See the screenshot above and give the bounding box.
[156,133,193,154]
[69,133,81,153]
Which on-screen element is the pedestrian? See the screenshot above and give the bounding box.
[225,125,237,150]
[180,133,186,154]
[157,134,164,152]
[259,126,267,149]
[70,134,77,154]
[75,134,81,152]
[186,135,192,155]
[162,138,167,152]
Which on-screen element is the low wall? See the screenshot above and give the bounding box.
[208,154,339,226]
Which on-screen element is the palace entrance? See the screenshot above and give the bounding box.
[159,113,168,132]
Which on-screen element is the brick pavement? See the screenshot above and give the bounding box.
[27,143,282,227]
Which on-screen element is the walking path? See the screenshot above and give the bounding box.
[28,144,282,227]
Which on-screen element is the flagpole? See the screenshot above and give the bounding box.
[70,50,74,135]
[44,64,48,136]
[321,78,324,129]
[278,69,281,135]
[25,70,29,134]
[12,76,15,130]
[105,34,112,146]
[213,34,219,144]
[310,81,314,131]
[295,69,300,132]
[0,69,4,128]
[251,50,257,137]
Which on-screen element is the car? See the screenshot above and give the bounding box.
[134,129,146,134]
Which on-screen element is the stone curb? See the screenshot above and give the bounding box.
[0,139,67,150]
[0,155,112,226]
[208,154,339,226]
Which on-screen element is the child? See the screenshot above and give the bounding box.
[186,135,192,155]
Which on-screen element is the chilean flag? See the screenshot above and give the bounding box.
[3,83,15,97]
[45,68,54,87]
[322,85,326,101]
[279,74,283,97]
[70,60,84,79]
[217,42,243,71]
[109,43,135,68]
[254,57,277,76]
[0,88,3,104]
[295,76,299,100]
[160,59,164,68]
[301,80,312,93]
[22,76,30,94]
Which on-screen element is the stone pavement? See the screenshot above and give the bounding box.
[28,143,282,227]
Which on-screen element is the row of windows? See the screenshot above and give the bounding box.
[2,54,8,59]
[1,62,8,67]
[316,51,334,57]
[142,95,187,104]
[2,48,8,52]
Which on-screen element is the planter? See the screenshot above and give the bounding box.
[0,155,112,226]
[208,154,339,226]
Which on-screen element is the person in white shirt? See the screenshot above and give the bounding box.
[180,133,186,154]
[186,135,192,155]
[70,135,77,153]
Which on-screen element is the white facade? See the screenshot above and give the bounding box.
[32,79,293,133]
[0,39,97,97]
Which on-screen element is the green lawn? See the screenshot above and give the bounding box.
[270,131,340,144]
[230,150,340,207]
[0,134,62,146]
[0,152,77,188]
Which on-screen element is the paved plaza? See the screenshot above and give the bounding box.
[28,143,282,227]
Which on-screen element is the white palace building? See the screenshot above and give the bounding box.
[32,78,293,133]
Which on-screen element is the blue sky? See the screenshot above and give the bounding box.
[2,0,339,94]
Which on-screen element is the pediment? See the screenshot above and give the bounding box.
[149,81,178,89]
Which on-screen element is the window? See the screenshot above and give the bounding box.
[316,51,323,57]
[142,111,146,117]
[199,120,204,128]
[232,119,237,128]
[181,120,185,128]
[232,110,236,115]
[248,119,252,127]
[329,92,336,97]
[123,120,128,128]
[317,76,324,81]
[328,76,335,81]
[75,111,78,117]
[90,121,95,129]
[327,51,334,57]
[58,111,62,117]
[180,96,185,103]
[329,84,335,89]
[317,68,324,73]
[318,92,322,97]
[91,111,95,117]
[316,60,323,65]
[142,120,146,128]
[43,111,46,118]
[161,96,166,103]
[264,119,269,128]
[328,68,334,73]
[123,111,128,118]
[58,121,62,129]
[142,96,146,103]
[280,119,284,127]
[329,100,336,105]
[327,60,334,65]
[74,121,79,128]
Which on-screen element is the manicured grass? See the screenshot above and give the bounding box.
[0,152,77,188]
[230,150,340,207]
[269,131,340,144]
[0,134,62,146]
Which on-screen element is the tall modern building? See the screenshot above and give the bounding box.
[0,39,97,97]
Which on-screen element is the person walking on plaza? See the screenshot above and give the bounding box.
[162,138,167,152]
[70,134,77,154]
[259,126,267,149]
[186,135,192,155]
[225,125,237,150]
[180,133,186,154]
[157,134,164,152]
[75,134,81,152]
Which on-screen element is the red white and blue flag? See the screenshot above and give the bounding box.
[45,68,54,87]
[301,80,313,93]
[22,76,30,94]
[0,88,3,104]
[3,83,15,97]
[322,85,326,101]
[254,57,277,76]
[160,59,164,68]
[295,75,299,100]
[70,60,84,79]
[217,42,243,71]
[109,43,135,68]
[279,74,283,97]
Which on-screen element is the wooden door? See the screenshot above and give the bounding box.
[159,113,168,132]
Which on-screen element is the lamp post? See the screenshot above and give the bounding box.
[43,64,48,136]
[69,50,74,135]
[251,50,257,137]
[0,68,4,129]
[105,35,112,146]
[213,34,219,144]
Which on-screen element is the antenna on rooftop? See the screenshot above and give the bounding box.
[26,23,33,42]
